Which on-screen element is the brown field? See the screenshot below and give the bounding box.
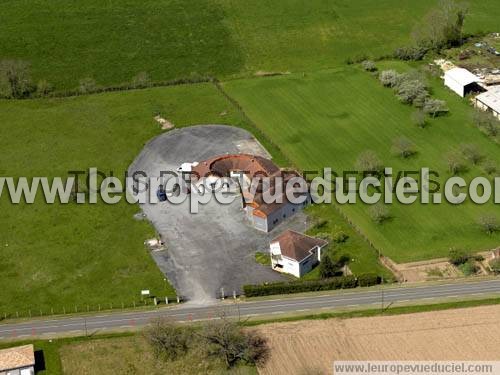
[256,305,500,375]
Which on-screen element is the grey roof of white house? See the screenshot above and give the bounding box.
[476,86,500,113]
[445,67,480,86]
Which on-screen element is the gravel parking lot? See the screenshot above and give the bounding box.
[129,125,307,304]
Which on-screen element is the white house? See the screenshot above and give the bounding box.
[444,67,481,97]
[475,85,500,120]
[270,230,328,278]
[0,345,35,375]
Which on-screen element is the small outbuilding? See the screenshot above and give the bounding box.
[475,85,500,120]
[270,230,328,278]
[444,67,482,97]
[0,344,35,375]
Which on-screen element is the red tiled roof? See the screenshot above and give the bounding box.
[272,230,328,262]
[0,345,35,371]
[191,154,304,217]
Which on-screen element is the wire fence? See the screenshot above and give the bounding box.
[0,295,179,321]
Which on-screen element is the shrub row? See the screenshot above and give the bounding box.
[243,273,381,297]
[45,75,215,99]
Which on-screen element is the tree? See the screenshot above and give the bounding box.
[473,110,499,138]
[379,70,400,87]
[201,314,269,368]
[412,0,468,50]
[411,110,427,128]
[422,98,448,117]
[395,78,428,106]
[319,255,337,278]
[361,60,377,72]
[445,151,467,174]
[460,144,483,165]
[448,248,471,266]
[391,136,417,158]
[356,150,383,172]
[369,203,390,224]
[144,318,191,361]
[477,215,499,235]
[0,60,35,98]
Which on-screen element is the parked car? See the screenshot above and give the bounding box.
[157,185,167,202]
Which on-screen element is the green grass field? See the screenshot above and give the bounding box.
[0,83,250,314]
[1,0,498,90]
[223,65,500,262]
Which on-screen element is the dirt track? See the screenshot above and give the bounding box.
[256,305,500,375]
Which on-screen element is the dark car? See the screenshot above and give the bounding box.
[156,185,167,202]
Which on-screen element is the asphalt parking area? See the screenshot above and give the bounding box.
[129,125,307,304]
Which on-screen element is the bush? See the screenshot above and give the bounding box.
[319,255,338,279]
[490,258,500,274]
[243,276,358,297]
[423,98,448,117]
[131,71,151,88]
[477,215,499,235]
[379,70,400,87]
[35,79,53,97]
[482,159,497,175]
[459,260,478,276]
[448,248,471,266]
[332,230,349,243]
[393,46,427,61]
[357,273,381,287]
[361,60,377,72]
[78,77,98,94]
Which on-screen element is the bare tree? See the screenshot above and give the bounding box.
[144,318,191,361]
[411,110,427,128]
[369,203,391,224]
[391,136,417,158]
[445,151,467,174]
[200,312,269,368]
[0,59,35,98]
[356,150,383,172]
[460,144,483,165]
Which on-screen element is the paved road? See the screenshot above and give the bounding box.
[1,279,500,340]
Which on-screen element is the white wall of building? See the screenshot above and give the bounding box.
[444,75,464,97]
